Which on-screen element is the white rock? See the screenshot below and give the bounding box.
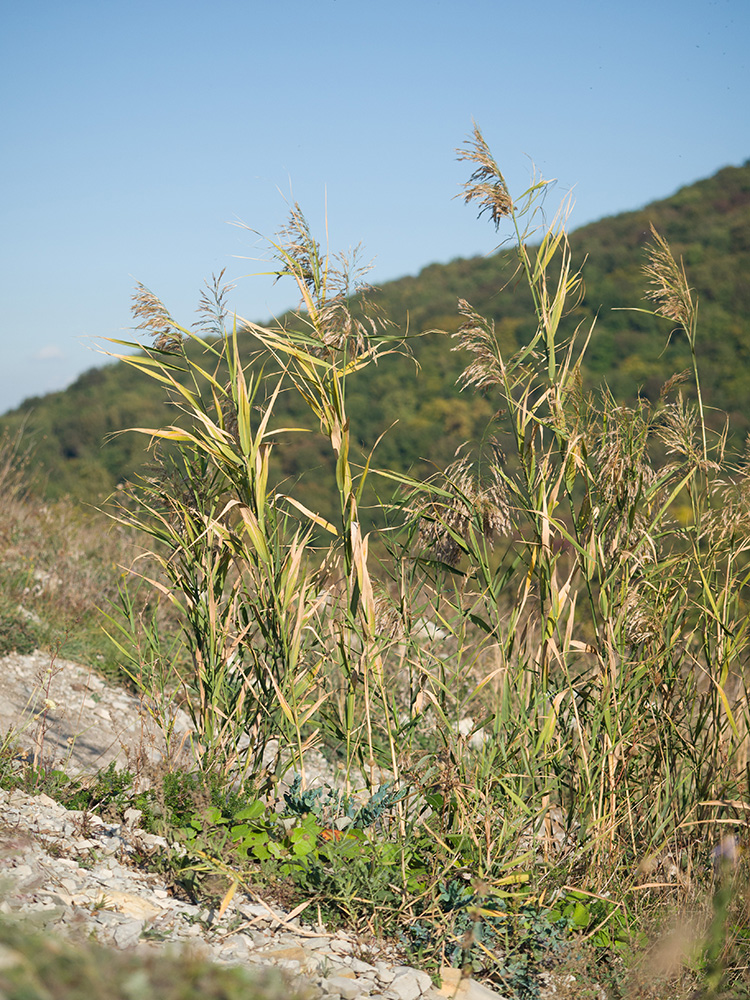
[393,967,433,993]
[388,972,425,1000]
[375,962,395,983]
[435,968,508,1000]
[112,919,144,949]
[326,974,366,999]
[329,937,354,954]
[123,807,143,827]
[350,958,378,974]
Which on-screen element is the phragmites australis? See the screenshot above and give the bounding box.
[419,449,511,567]
[452,299,505,391]
[194,268,235,340]
[275,204,391,361]
[131,283,185,352]
[643,224,695,331]
[455,123,514,229]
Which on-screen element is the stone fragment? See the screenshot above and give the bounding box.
[350,958,378,974]
[329,938,354,954]
[123,808,143,827]
[112,918,144,949]
[57,888,163,920]
[327,965,356,979]
[375,963,395,983]
[277,931,306,946]
[261,945,309,963]
[301,936,331,949]
[387,973,423,1000]
[392,967,433,994]
[435,968,507,1000]
[36,793,63,811]
[325,974,366,999]
[238,901,270,919]
[277,959,302,973]
[217,933,254,956]
[73,837,98,850]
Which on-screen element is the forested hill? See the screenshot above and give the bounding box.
[3,160,749,504]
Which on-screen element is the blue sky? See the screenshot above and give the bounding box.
[1,0,748,413]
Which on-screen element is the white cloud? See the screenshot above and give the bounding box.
[33,345,65,361]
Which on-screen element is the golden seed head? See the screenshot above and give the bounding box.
[643,225,695,329]
[456,123,513,229]
[131,283,184,351]
[418,448,511,567]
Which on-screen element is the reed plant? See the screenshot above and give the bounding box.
[105,218,409,791]
[102,125,750,994]
[395,127,750,882]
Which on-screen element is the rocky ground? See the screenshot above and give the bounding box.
[0,650,193,778]
[0,785,466,1000]
[0,652,584,1000]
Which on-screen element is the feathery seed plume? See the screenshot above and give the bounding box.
[456,123,513,228]
[131,283,185,351]
[643,225,695,330]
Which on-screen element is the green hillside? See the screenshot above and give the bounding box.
[4,160,749,504]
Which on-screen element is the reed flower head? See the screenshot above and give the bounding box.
[643,225,695,330]
[655,393,716,472]
[276,206,390,360]
[276,202,322,293]
[593,398,660,565]
[419,447,511,567]
[620,586,661,646]
[372,591,404,640]
[453,299,504,390]
[194,268,235,339]
[314,248,391,359]
[132,283,185,351]
[456,123,513,228]
[656,394,699,460]
[595,400,655,510]
[703,435,750,541]
[659,369,691,401]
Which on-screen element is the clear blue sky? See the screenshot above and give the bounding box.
[1,0,748,413]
